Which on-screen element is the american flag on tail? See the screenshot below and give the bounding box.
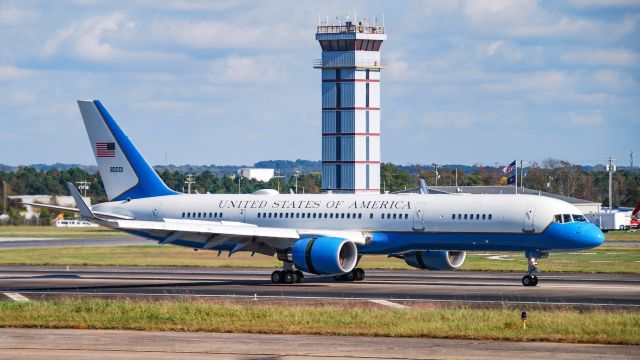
[96,142,115,157]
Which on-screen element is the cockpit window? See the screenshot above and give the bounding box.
[562,214,572,223]
[553,214,562,223]
[572,214,587,222]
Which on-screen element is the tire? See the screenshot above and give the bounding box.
[346,270,357,282]
[271,270,282,284]
[284,270,294,284]
[531,275,538,286]
[333,274,345,281]
[354,268,365,281]
[522,275,532,286]
[295,270,304,283]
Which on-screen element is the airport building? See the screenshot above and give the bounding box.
[237,168,275,183]
[315,18,386,193]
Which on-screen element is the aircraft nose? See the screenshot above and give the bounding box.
[581,222,605,249]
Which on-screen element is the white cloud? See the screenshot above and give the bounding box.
[0,5,38,26]
[565,0,640,8]
[568,111,605,126]
[562,49,640,67]
[0,65,32,80]
[210,55,284,83]
[149,19,306,50]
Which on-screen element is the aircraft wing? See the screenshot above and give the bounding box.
[113,218,300,254]
[21,202,135,220]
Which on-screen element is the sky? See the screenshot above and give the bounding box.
[0,0,639,167]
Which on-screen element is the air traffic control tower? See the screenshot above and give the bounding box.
[315,18,386,193]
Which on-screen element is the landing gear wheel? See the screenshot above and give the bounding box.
[294,270,304,283]
[354,268,365,281]
[522,275,538,286]
[271,270,283,284]
[333,274,346,281]
[284,270,295,284]
[346,270,357,282]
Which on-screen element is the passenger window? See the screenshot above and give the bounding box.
[452,214,455,220]
[296,213,300,218]
[464,214,467,220]
[347,213,351,219]
[457,214,461,220]
[341,213,345,219]
[182,212,185,218]
[370,213,373,219]
[220,213,223,218]
[482,214,486,220]
[405,214,408,219]
[392,214,396,219]
[358,213,362,219]
[563,214,572,223]
[488,214,492,220]
[187,212,191,218]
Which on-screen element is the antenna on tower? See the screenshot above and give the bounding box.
[631,150,634,169]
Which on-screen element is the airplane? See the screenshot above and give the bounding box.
[26,100,605,287]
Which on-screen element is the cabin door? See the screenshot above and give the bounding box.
[523,207,536,233]
[152,202,162,221]
[412,203,427,231]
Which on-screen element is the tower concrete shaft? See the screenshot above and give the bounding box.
[315,19,386,193]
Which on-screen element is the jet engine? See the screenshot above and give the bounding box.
[291,237,358,275]
[404,250,466,270]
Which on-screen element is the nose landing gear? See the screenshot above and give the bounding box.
[522,252,541,286]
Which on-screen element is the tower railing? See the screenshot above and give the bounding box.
[313,58,387,69]
[316,24,385,34]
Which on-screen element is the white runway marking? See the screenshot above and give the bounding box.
[369,299,410,309]
[3,292,30,302]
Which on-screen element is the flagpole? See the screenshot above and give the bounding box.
[515,156,518,194]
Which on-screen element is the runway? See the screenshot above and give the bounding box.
[1,328,638,359]
[1,265,638,307]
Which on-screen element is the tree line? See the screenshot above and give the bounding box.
[1,160,638,225]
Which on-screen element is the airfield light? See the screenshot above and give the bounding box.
[521,311,528,329]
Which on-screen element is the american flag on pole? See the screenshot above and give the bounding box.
[96,142,115,157]
[502,160,516,174]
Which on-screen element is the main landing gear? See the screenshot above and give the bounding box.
[522,252,541,286]
[271,269,304,284]
[333,268,366,282]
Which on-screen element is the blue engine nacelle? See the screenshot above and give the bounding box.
[291,237,358,275]
[404,250,466,270]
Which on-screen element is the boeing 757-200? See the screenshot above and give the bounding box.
[25,100,605,286]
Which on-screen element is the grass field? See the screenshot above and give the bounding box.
[0,245,638,274]
[0,299,637,345]
[0,226,129,238]
[603,230,640,241]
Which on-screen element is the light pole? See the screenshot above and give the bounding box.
[607,157,616,210]
[519,160,530,191]
[184,173,195,194]
[294,170,301,194]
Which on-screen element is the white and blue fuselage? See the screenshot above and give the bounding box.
[93,191,604,255]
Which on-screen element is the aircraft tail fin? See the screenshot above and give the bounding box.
[77,100,177,201]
